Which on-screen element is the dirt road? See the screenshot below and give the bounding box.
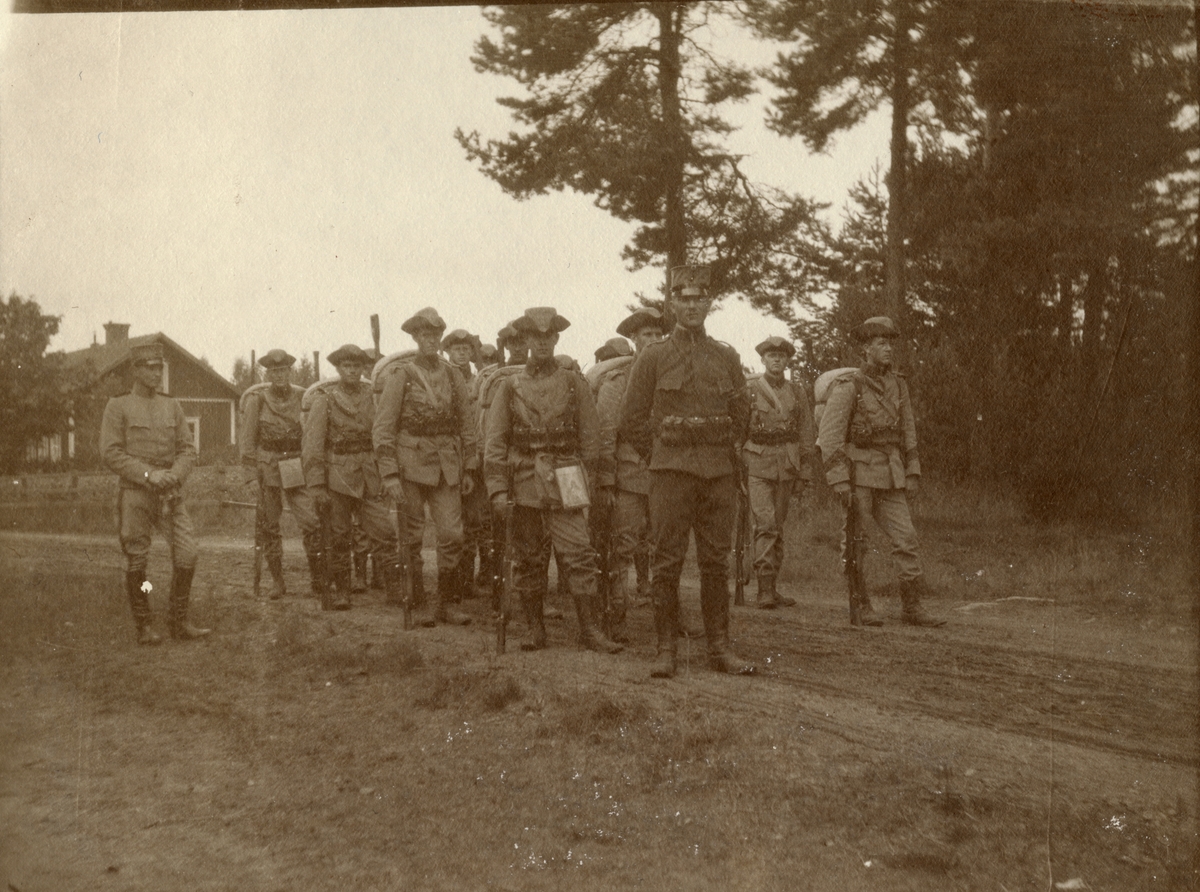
[1,531,1195,891]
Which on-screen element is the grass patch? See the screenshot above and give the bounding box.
[412,667,523,711]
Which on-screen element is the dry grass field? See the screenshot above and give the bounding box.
[0,472,1195,891]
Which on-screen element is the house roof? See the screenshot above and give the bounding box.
[64,332,240,400]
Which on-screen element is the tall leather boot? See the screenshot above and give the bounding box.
[756,574,779,610]
[519,587,547,651]
[409,544,426,609]
[352,552,368,593]
[574,577,622,654]
[167,567,211,641]
[649,585,678,678]
[126,570,162,645]
[900,577,946,627]
[607,566,629,644]
[634,551,650,605]
[266,553,286,601]
[434,565,472,626]
[701,574,754,675]
[328,548,352,610]
[302,531,326,601]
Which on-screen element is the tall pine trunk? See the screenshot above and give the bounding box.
[884,0,911,323]
[654,2,687,321]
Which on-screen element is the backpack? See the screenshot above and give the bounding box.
[585,354,635,397]
[812,367,860,431]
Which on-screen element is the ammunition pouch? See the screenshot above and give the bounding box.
[511,423,579,456]
[260,435,302,453]
[850,420,901,448]
[329,436,373,455]
[748,424,800,447]
[400,410,459,438]
[657,414,733,447]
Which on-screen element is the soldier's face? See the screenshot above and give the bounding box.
[133,362,163,391]
[415,329,441,356]
[762,351,789,377]
[447,344,473,367]
[633,325,664,353]
[506,337,529,362]
[864,336,893,368]
[266,366,291,389]
[673,293,712,330]
[528,331,558,362]
[336,361,365,383]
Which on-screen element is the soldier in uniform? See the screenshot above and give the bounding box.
[100,342,209,644]
[744,336,814,609]
[302,343,398,611]
[239,349,323,600]
[484,307,622,654]
[443,328,487,599]
[620,268,755,677]
[595,308,665,641]
[817,316,944,627]
[373,309,476,627]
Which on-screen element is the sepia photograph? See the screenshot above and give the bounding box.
[1,1,1196,889]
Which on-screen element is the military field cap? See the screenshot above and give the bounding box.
[327,343,371,365]
[755,336,796,359]
[852,316,899,342]
[130,343,164,366]
[401,307,447,335]
[595,337,633,362]
[616,307,666,338]
[669,265,711,297]
[496,323,521,345]
[441,328,475,349]
[258,348,296,369]
[512,307,570,335]
[555,354,581,372]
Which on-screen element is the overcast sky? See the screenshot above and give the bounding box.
[0,6,890,379]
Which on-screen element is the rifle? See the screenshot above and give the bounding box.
[733,468,751,606]
[392,497,416,631]
[844,484,867,626]
[252,475,264,599]
[495,498,513,654]
[593,489,615,636]
[315,498,334,611]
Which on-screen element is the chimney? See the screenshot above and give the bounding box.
[103,322,130,345]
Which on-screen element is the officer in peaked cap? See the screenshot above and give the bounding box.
[374,307,477,626]
[302,342,395,610]
[817,315,944,627]
[594,338,633,364]
[742,336,813,610]
[619,265,756,677]
[240,348,323,602]
[484,306,622,655]
[100,339,208,644]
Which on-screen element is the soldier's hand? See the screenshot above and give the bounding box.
[383,478,405,505]
[311,485,331,510]
[906,475,919,497]
[146,469,169,491]
[833,482,852,510]
[491,493,510,517]
[461,474,476,496]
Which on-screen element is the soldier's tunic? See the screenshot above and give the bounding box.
[373,355,477,580]
[817,366,922,581]
[742,373,814,578]
[484,357,601,619]
[594,356,646,619]
[302,381,396,580]
[453,361,489,585]
[240,384,319,562]
[100,390,198,574]
[618,324,750,646]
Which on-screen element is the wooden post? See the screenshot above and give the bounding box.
[249,350,256,385]
[313,351,320,380]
